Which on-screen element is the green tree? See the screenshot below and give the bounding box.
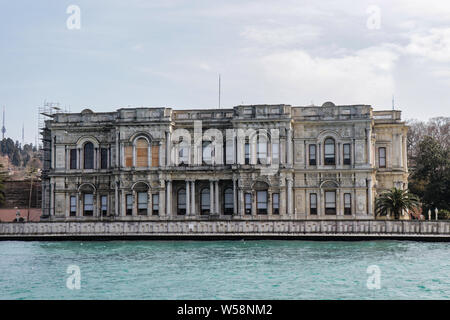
[375,188,420,220]
[409,136,450,214]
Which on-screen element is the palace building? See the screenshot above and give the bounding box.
[41,102,408,221]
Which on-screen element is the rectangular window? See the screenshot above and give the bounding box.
[325,191,336,215]
[224,190,234,215]
[151,145,159,167]
[309,145,316,165]
[245,193,252,215]
[257,139,267,164]
[225,139,234,164]
[70,196,77,216]
[310,193,317,215]
[272,193,279,215]
[70,149,77,170]
[83,194,94,216]
[244,142,250,165]
[344,193,352,215]
[201,190,210,215]
[256,191,268,214]
[101,195,108,216]
[152,194,159,215]
[324,140,335,165]
[272,143,279,164]
[125,146,133,168]
[202,141,212,164]
[101,148,108,169]
[379,147,386,168]
[179,145,188,163]
[138,192,148,215]
[126,194,133,216]
[343,144,351,165]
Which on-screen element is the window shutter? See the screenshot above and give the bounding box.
[151,145,159,167]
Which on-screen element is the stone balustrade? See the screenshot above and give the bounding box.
[0,220,449,240]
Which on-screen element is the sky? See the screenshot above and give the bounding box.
[1,0,450,145]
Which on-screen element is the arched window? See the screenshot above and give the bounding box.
[324,138,335,165]
[202,141,212,164]
[177,188,186,215]
[201,188,210,215]
[136,138,149,167]
[84,142,94,169]
[257,135,268,164]
[223,188,233,215]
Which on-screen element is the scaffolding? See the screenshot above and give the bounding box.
[38,101,69,149]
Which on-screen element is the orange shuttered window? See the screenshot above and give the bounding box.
[125,146,133,167]
[136,138,149,167]
[151,145,159,167]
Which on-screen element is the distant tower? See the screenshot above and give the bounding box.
[1,107,5,140]
[22,123,25,146]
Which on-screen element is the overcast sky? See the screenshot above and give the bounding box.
[1,0,450,144]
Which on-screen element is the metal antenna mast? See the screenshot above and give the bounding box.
[218,74,221,109]
[392,95,395,110]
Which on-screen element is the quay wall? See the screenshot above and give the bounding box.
[0,220,449,241]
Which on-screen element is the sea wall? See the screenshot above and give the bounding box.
[0,220,449,241]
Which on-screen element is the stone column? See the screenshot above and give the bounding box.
[402,134,407,171]
[186,180,191,216]
[114,181,119,217]
[318,143,322,166]
[50,182,54,216]
[210,180,214,214]
[336,189,341,216]
[368,178,373,216]
[166,131,171,166]
[215,180,220,215]
[166,180,172,216]
[238,188,244,215]
[95,191,100,217]
[287,178,293,216]
[159,180,166,216]
[115,131,120,168]
[319,189,324,217]
[147,188,152,216]
[233,178,237,215]
[76,193,80,217]
[77,148,81,170]
[252,191,257,216]
[287,128,292,165]
[367,128,372,166]
[121,191,126,217]
[280,184,286,215]
[337,143,341,167]
[191,180,196,215]
[132,190,137,216]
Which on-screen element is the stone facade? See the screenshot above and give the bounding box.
[41,102,408,221]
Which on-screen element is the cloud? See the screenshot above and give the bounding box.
[405,28,450,63]
[241,24,321,47]
[257,45,399,105]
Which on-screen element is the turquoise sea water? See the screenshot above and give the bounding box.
[0,240,448,300]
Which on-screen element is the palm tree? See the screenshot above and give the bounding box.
[375,188,420,220]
